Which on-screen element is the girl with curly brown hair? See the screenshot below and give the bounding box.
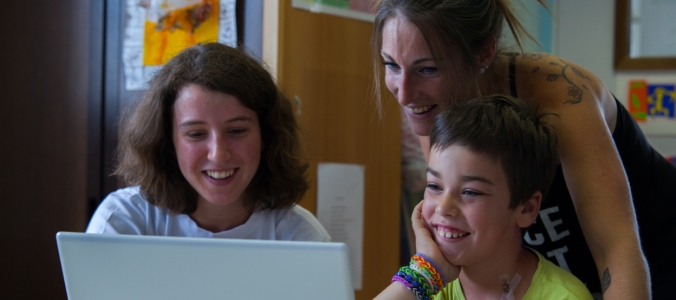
[86,43,329,242]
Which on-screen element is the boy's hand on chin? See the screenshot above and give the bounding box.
[412,200,460,284]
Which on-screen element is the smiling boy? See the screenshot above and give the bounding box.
[377,95,593,299]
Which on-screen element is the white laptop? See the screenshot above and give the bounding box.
[56,232,354,300]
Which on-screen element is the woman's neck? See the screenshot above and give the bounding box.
[477,54,512,97]
[189,197,253,233]
[458,247,538,300]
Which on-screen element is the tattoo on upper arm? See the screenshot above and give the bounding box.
[601,268,611,294]
[528,56,592,105]
[570,66,591,81]
[546,59,592,105]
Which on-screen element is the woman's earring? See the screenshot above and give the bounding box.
[480,66,486,74]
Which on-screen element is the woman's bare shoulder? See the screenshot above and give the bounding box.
[512,52,618,132]
[513,53,610,106]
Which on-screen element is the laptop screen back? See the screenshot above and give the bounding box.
[56,232,354,300]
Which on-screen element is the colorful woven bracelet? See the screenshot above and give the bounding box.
[412,254,447,288]
[409,263,443,292]
[409,263,438,293]
[391,274,412,290]
[414,253,447,285]
[397,266,434,299]
[411,285,431,300]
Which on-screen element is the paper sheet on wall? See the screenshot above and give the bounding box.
[317,162,364,290]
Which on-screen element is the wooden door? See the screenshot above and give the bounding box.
[269,1,402,299]
[0,1,93,298]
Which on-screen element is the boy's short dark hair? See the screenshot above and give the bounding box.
[429,94,558,209]
[115,42,308,214]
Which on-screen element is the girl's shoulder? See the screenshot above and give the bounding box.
[266,205,319,226]
[97,186,147,212]
[267,205,331,242]
[86,186,174,235]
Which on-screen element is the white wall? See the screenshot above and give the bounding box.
[554,0,616,92]
[554,0,676,156]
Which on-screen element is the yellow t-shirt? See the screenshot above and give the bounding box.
[434,249,593,300]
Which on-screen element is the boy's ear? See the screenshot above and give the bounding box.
[475,36,497,69]
[516,191,542,228]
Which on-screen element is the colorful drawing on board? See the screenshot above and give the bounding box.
[628,80,648,121]
[648,84,676,119]
[122,0,235,91]
[142,0,219,66]
[628,80,676,122]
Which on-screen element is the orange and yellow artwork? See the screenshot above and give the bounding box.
[142,0,219,66]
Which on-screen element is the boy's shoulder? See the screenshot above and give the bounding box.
[525,248,594,300]
[434,249,594,300]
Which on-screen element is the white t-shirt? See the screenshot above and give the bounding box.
[86,186,331,241]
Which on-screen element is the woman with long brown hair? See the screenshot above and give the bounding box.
[372,0,675,298]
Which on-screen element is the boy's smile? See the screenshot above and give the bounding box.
[435,226,470,240]
[422,145,525,267]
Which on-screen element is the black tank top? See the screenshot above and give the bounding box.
[510,55,676,299]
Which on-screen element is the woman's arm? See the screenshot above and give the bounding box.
[520,54,650,299]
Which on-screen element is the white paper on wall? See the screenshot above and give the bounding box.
[317,162,365,290]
